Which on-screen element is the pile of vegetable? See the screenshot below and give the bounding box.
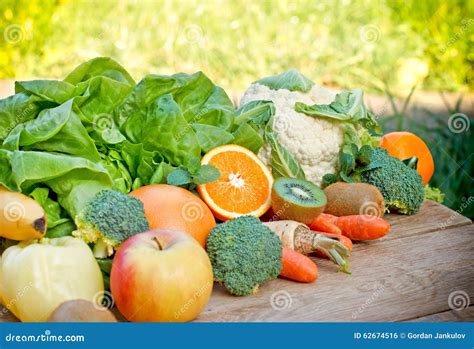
[0,57,276,238]
[0,59,444,323]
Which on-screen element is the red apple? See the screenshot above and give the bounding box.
[110,230,213,322]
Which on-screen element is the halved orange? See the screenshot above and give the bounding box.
[197,144,273,221]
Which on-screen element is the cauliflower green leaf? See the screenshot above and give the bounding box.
[255,69,314,93]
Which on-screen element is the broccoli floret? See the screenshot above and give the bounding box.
[73,190,149,258]
[206,216,282,296]
[360,148,424,215]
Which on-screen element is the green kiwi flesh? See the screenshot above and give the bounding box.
[271,177,326,224]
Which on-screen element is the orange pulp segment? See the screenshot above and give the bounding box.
[197,144,273,221]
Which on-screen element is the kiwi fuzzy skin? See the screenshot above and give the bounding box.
[47,300,117,322]
[323,182,385,217]
[271,187,325,224]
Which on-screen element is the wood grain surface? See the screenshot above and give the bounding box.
[0,201,472,322]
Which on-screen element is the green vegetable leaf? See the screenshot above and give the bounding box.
[0,57,270,231]
[357,145,374,165]
[46,220,76,238]
[0,93,40,141]
[15,80,83,104]
[255,69,314,93]
[265,118,305,180]
[167,168,192,186]
[64,57,136,86]
[192,124,234,153]
[167,164,220,187]
[295,89,378,130]
[3,100,101,162]
[233,100,275,128]
[232,123,264,154]
[339,172,356,183]
[96,258,113,274]
[424,185,445,203]
[29,187,70,229]
[339,152,356,175]
[322,173,338,188]
[231,100,275,154]
[149,162,176,185]
[193,164,221,185]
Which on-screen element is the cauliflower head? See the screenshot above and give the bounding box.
[240,83,343,185]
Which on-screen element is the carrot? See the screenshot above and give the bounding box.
[339,235,353,252]
[309,213,341,236]
[280,247,318,283]
[333,215,390,241]
[264,220,351,273]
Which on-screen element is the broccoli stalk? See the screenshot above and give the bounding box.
[73,190,149,258]
[206,216,282,296]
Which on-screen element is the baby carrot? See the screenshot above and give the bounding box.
[334,215,390,241]
[309,213,341,236]
[280,247,318,283]
[338,235,353,252]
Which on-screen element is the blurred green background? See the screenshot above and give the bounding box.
[0,0,473,216]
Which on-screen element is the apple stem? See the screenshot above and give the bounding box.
[154,236,163,250]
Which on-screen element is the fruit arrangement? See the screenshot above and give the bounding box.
[0,58,443,322]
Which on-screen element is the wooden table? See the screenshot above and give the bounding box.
[196,201,473,322]
[1,201,472,322]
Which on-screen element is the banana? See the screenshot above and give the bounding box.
[0,187,46,240]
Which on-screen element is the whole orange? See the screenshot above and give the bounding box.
[379,131,434,184]
[129,184,216,247]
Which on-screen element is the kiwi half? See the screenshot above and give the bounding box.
[271,177,327,224]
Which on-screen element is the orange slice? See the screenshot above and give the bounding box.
[197,144,273,221]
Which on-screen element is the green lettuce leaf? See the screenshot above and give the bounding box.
[15,80,84,104]
[3,100,101,162]
[0,93,40,141]
[192,124,234,153]
[64,57,136,86]
[0,57,266,233]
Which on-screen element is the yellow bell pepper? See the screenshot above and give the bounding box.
[0,236,104,322]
